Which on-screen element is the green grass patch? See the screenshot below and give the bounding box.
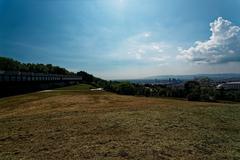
[55,83,96,91]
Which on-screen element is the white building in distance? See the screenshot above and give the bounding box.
[216,82,240,90]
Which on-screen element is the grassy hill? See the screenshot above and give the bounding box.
[55,83,96,91]
[0,84,240,159]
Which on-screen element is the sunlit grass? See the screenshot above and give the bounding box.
[0,89,239,159]
[54,83,96,91]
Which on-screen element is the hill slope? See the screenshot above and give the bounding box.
[0,87,240,159]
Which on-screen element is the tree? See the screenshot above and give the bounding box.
[0,57,21,71]
[112,82,135,95]
[0,56,72,75]
[77,71,94,82]
[184,81,201,101]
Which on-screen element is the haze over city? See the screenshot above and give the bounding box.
[1,0,240,79]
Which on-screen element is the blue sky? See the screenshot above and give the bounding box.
[0,0,240,79]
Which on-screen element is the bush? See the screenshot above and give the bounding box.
[187,92,201,101]
[113,82,135,95]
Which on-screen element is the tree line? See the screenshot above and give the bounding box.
[104,80,240,102]
[82,74,240,102]
[0,57,72,75]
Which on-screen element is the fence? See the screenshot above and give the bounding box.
[0,70,82,82]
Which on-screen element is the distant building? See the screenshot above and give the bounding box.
[90,88,104,91]
[216,82,240,90]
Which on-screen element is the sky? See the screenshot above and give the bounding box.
[0,0,240,79]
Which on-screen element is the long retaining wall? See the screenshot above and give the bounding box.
[0,70,82,82]
[0,71,82,97]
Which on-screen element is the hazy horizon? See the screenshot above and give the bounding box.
[1,0,240,79]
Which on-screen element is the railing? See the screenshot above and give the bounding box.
[0,70,82,82]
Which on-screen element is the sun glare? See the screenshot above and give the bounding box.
[114,0,126,10]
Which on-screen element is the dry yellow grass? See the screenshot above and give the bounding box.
[0,89,240,159]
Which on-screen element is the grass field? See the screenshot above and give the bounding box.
[55,83,96,91]
[0,84,240,160]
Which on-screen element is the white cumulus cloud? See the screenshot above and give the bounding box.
[123,32,170,62]
[177,17,240,63]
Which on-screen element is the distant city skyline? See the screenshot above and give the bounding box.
[1,0,240,79]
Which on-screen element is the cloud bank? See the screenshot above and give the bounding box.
[121,32,170,63]
[178,17,240,63]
